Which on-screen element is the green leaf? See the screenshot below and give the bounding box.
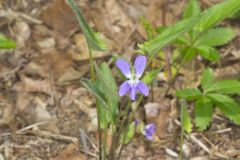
[201,68,214,91]
[0,34,16,49]
[139,14,200,56]
[183,0,201,19]
[175,36,190,45]
[96,98,109,128]
[142,69,161,85]
[182,47,196,63]
[194,0,240,32]
[195,97,213,131]
[207,93,240,124]
[196,46,220,61]
[96,63,119,124]
[81,78,107,106]
[195,28,235,47]
[181,104,192,133]
[95,63,119,98]
[67,0,107,51]
[205,80,240,94]
[176,88,202,100]
[121,122,135,144]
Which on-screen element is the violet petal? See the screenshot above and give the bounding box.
[144,123,156,141]
[134,55,147,78]
[116,59,131,78]
[119,81,130,96]
[130,85,137,101]
[137,81,149,96]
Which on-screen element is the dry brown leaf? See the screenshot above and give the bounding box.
[13,21,31,49]
[15,94,59,133]
[37,37,56,49]
[0,102,17,132]
[25,51,77,82]
[13,75,53,95]
[54,144,86,160]
[40,0,78,34]
[57,67,86,85]
[67,33,109,61]
[60,87,87,107]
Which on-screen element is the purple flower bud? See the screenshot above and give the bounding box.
[134,119,140,126]
[116,55,149,101]
[144,123,156,140]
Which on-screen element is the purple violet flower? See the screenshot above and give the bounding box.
[134,119,140,126]
[144,123,156,141]
[116,55,149,101]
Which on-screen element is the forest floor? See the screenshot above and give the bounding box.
[0,0,240,159]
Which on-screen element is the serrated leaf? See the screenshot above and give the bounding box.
[183,0,201,19]
[195,97,213,131]
[0,34,16,49]
[205,80,240,94]
[67,0,107,51]
[181,104,192,133]
[194,0,240,32]
[195,28,235,47]
[140,14,200,56]
[207,93,240,124]
[121,122,135,144]
[201,68,214,91]
[196,46,220,61]
[81,78,107,106]
[142,69,161,85]
[176,88,202,100]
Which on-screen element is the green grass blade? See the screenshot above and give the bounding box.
[67,0,107,51]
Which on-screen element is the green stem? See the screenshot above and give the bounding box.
[96,101,103,160]
[179,124,184,160]
[88,47,95,81]
[110,100,132,159]
[103,125,108,160]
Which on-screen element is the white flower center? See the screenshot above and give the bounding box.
[128,74,139,87]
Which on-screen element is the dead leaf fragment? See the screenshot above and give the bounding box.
[13,75,53,96]
[54,144,86,160]
[40,0,78,34]
[13,21,31,48]
[15,94,59,133]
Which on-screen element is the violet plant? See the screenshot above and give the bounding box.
[67,0,240,159]
[116,55,149,101]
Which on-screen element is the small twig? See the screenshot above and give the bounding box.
[0,9,42,24]
[165,148,178,158]
[79,128,98,152]
[16,121,50,134]
[80,149,98,159]
[189,134,210,154]
[211,128,232,134]
[190,134,228,159]
[30,129,78,144]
